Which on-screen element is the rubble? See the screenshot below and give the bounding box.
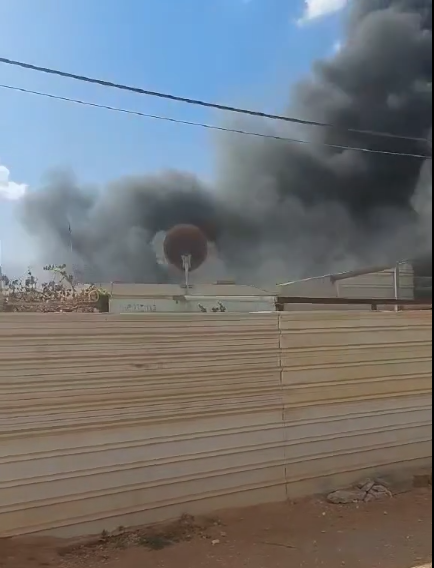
[1,266,109,313]
[327,478,393,505]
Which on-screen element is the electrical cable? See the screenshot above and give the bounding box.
[0,56,430,145]
[0,83,431,160]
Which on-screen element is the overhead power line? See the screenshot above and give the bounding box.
[1,83,431,160]
[0,56,430,145]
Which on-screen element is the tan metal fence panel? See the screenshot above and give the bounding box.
[279,311,432,497]
[0,311,432,538]
[0,313,284,537]
[337,265,415,300]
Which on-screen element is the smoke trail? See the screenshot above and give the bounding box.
[19,0,432,284]
[20,170,223,283]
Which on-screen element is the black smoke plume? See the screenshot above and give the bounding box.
[19,0,432,284]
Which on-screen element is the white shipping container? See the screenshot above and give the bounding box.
[109,297,276,314]
[108,283,277,314]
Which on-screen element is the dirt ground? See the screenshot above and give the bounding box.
[0,489,431,568]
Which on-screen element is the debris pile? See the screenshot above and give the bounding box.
[327,479,393,505]
[58,514,223,565]
[1,265,108,313]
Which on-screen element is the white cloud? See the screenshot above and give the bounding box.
[333,40,343,53]
[298,0,348,25]
[0,164,28,201]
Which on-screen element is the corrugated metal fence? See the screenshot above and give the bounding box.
[0,311,431,537]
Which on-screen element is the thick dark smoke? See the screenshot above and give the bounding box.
[19,0,432,284]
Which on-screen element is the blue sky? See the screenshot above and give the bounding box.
[0,0,346,273]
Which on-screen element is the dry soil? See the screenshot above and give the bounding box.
[0,488,431,568]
